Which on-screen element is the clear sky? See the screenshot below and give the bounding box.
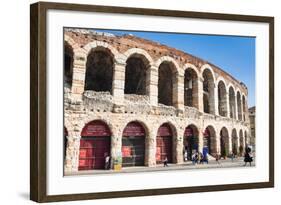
[94,29,255,107]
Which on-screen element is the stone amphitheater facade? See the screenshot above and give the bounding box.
[63,28,251,173]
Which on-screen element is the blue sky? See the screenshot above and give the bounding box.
[95,29,255,107]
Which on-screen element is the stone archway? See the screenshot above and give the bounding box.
[229,86,236,119]
[231,129,238,156]
[64,41,74,88]
[84,47,114,93]
[156,123,175,164]
[183,124,199,160]
[202,69,215,114]
[184,68,199,108]
[79,120,112,170]
[218,80,227,117]
[158,61,178,107]
[203,125,217,156]
[237,91,242,120]
[220,127,230,158]
[124,53,150,95]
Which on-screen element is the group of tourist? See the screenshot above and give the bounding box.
[183,148,209,165]
[191,151,209,164]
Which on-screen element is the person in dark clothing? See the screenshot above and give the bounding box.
[243,151,253,166]
[215,153,220,164]
[163,157,168,167]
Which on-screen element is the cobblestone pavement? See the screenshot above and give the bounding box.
[66,157,255,176]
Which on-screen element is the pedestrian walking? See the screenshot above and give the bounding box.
[104,153,111,170]
[243,151,253,166]
[204,152,209,164]
[184,150,188,162]
[192,152,196,165]
[163,157,168,167]
[215,153,220,164]
[231,152,234,162]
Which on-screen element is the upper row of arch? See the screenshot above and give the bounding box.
[65,35,247,98]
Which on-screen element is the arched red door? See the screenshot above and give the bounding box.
[122,121,146,167]
[79,121,111,170]
[156,123,173,164]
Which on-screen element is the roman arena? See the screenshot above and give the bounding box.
[63,28,251,173]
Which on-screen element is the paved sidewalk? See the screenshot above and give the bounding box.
[65,157,255,176]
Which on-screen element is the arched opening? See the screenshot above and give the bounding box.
[220,127,229,158]
[218,81,227,117]
[237,91,242,120]
[183,125,199,161]
[125,55,149,95]
[231,129,238,156]
[156,123,174,164]
[203,94,209,113]
[84,48,114,93]
[203,126,217,156]
[79,120,111,170]
[184,68,198,108]
[64,127,68,161]
[122,121,146,167]
[229,86,236,119]
[64,42,74,88]
[239,130,244,156]
[202,69,215,114]
[242,95,246,121]
[158,62,176,106]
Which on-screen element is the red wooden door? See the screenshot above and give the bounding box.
[156,123,173,164]
[79,139,94,170]
[79,121,111,170]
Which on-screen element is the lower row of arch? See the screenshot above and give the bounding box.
[64,120,247,171]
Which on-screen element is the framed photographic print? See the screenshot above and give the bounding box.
[30,1,274,202]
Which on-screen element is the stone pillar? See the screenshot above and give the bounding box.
[215,131,221,156]
[245,98,249,122]
[198,128,204,154]
[242,136,246,149]
[64,133,81,172]
[71,51,87,101]
[110,134,122,166]
[226,91,230,118]
[214,83,219,115]
[228,135,233,155]
[234,93,238,120]
[237,136,241,155]
[197,77,204,113]
[147,66,158,106]
[192,77,200,109]
[112,62,126,105]
[173,72,184,110]
[145,130,157,167]
[174,128,184,164]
